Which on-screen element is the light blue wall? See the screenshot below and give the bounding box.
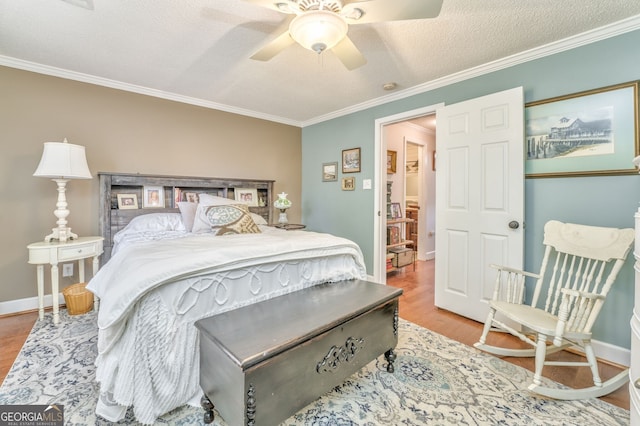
[302,30,640,348]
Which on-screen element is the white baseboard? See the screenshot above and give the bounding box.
[0,293,65,316]
[573,339,630,368]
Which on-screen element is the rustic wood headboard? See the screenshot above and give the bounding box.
[99,172,274,262]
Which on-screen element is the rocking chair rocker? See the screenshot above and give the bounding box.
[475,220,634,399]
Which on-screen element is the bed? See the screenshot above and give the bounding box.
[88,173,368,424]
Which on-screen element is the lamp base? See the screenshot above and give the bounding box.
[44,227,77,243]
[278,211,289,225]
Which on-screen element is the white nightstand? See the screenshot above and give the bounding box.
[27,236,104,324]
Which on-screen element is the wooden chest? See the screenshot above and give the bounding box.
[390,247,414,268]
[195,279,402,426]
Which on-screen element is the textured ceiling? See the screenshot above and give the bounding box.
[1,0,640,127]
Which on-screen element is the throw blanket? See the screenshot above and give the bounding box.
[87,229,367,424]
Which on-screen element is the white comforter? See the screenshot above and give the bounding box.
[87,227,367,424]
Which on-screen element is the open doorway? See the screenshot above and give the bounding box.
[374,105,440,283]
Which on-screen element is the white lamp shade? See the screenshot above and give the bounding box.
[289,10,348,53]
[33,140,92,179]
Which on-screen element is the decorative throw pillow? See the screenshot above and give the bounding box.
[192,204,261,235]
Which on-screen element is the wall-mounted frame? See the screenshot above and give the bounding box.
[322,162,338,182]
[387,150,397,174]
[117,193,138,209]
[342,147,361,173]
[390,202,402,219]
[341,177,355,191]
[143,186,165,208]
[525,81,639,178]
[235,188,258,206]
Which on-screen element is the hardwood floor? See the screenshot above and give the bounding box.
[0,261,629,411]
[386,259,630,410]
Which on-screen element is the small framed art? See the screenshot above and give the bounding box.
[390,202,402,219]
[342,147,361,173]
[143,186,165,208]
[322,162,338,182]
[387,150,397,173]
[117,193,138,209]
[235,188,258,206]
[184,192,199,203]
[341,177,355,191]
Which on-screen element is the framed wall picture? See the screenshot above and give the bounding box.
[387,150,397,173]
[117,193,138,209]
[341,177,355,191]
[525,81,639,177]
[390,202,402,219]
[342,147,361,173]
[322,162,338,182]
[322,161,338,182]
[143,186,165,208]
[235,188,258,206]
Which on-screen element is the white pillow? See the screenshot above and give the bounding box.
[250,213,268,225]
[198,193,239,206]
[177,202,198,232]
[122,213,185,232]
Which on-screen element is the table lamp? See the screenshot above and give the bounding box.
[33,138,92,243]
[274,192,292,225]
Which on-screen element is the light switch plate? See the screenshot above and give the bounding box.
[363,179,372,190]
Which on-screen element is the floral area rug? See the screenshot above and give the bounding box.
[0,310,629,425]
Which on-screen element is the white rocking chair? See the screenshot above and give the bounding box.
[475,220,634,399]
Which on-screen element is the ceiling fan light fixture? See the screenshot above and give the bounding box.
[289,10,348,54]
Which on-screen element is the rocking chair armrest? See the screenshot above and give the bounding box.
[489,264,541,304]
[559,288,605,301]
[489,264,541,279]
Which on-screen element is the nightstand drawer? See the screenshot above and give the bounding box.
[58,241,101,261]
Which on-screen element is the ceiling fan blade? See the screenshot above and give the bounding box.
[331,36,367,70]
[251,31,296,61]
[343,0,443,24]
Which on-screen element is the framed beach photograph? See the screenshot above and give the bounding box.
[143,186,165,208]
[235,188,258,206]
[387,150,397,173]
[117,193,138,209]
[390,202,402,219]
[342,147,361,173]
[341,177,355,191]
[525,81,639,178]
[322,162,338,182]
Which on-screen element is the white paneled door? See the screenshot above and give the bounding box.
[434,87,525,322]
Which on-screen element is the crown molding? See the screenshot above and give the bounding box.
[301,14,640,127]
[2,14,638,129]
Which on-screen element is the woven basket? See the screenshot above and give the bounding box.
[63,283,93,315]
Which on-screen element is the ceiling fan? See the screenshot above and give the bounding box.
[245,0,444,70]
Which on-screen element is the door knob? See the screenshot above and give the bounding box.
[508,221,520,229]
